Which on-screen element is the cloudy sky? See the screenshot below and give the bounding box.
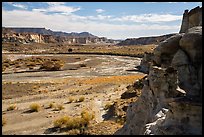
[2,2,202,39]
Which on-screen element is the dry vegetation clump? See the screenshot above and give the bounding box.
[53,110,95,132]
[68,97,75,103]
[29,103,41,112]
[53,104,65,111]
[2,117,6,126]
[7,104,17,111]
[115,116,126,125]
[53,116,70,128]
[81,110,95,123]
[78,96,85,102]
[40,60,64,71]
[47,102,56,109]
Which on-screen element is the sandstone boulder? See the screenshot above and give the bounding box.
[171,49,190,67]
[137,52,153,73]
[179,26,202,66]
[153,34,182,66]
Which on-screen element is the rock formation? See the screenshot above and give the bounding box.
[179,6,202,33]
[2,27,118,44]
[117,33,175,46]
[115,6,202,135]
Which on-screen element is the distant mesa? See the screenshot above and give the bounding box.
[2,27,119,44]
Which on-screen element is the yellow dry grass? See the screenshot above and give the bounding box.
[82,75,145,85]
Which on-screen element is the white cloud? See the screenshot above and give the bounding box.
[2,8,181,39]
[46,2,66,6]
[7,2,27,9]
[32,3,80,14]
[96,9,105,13]
[113,14,182,23]
[87,15,112,20]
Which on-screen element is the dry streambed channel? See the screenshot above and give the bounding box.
[2,54,145,135]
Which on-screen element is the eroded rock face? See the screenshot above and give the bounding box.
[116,6,202,135]
[153,34,183,67]
[137,52,154,73]
[179,6,202,33]
[179,26,202,66]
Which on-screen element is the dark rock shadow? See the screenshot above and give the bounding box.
[22,109,36,114]
[102,105,115,121]
[44,127,59,134]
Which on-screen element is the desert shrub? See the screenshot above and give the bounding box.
[68,97,75,103]
[47,102,56,109]
[2,117,6,126]
[81,110,95,123]
[53,104,65,111]
[116,116,126,125]
[29,103,41,112]
[53,116,70,128]
[53,111,95,130]
[40,60,64,71]
[7,104,17,111]
[78,96,85,102]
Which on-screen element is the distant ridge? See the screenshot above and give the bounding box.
[4,27,98,38]
[117,33,176,46]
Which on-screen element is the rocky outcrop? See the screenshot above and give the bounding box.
[117,33,175,46]
[136,52,154,73]
[179,6,202,33]
[2,32,44,44]
[115,6,202,135]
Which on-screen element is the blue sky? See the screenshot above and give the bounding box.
[2,2,202,39]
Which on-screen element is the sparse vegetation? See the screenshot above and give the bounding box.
[68,97,75,103]
[2,117,6,126]
[78,96,85,102]
[53,116,70,128]
[29,103,41,112]
[47,102,56,109]
[53,104,65,111]
[40,60,64,71]
[7,104,17,111]
[53,110,95,131]
[81,110,95,123]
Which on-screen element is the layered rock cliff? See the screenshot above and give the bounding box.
[115,6,202,135]
[2,27,118,44]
